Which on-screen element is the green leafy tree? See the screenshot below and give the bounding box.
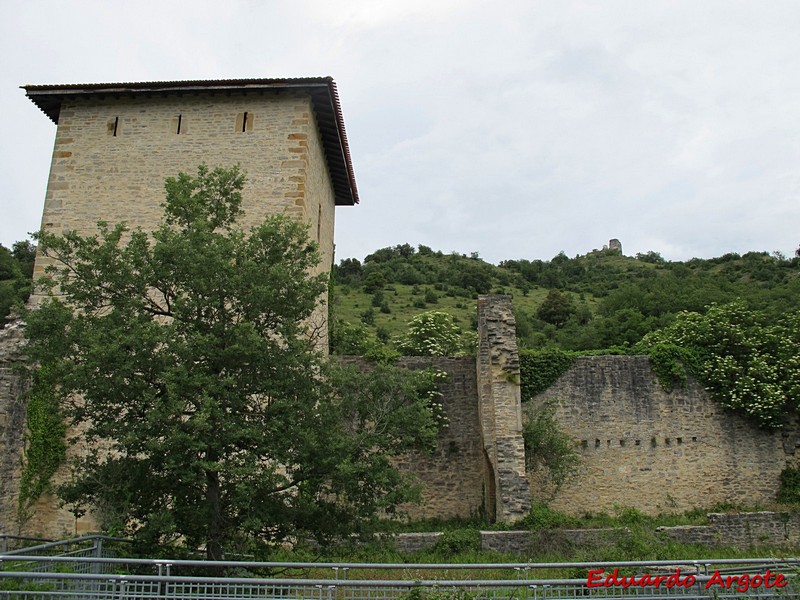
[24,165,442,559]
[536,290,575,327]
[636,301,800,428]
[12,240,37,279]
[0,242,34,323]
[523,400,581,495]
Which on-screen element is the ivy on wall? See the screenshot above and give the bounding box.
[777,467,800,504]
[17,365,66,518]
[643,343,700,392]
[519,350,577,401]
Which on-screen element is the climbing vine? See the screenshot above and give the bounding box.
[18,365,66,517]
[643,343,701,392]
[777,467,800,504]
[519,350,577,400]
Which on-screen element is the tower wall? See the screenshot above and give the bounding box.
[34,91,336,346]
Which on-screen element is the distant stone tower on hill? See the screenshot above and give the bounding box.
[23,77,359,351]
[609,238,622,254]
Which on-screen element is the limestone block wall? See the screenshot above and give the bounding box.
[530,356,799,516]
[658,512,800,548]
[480,528,624,555]
[476,296,530,523]
[0,316,97,538]
[33,91,336,349]
[0,318,28,534]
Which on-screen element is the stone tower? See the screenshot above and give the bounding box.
[3,78,358,537]
[24,77,359,351]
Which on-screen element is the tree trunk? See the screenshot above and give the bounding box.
[206,469,224,561]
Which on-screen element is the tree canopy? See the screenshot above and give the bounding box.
[329,242,800,355]
[0,241,34,323]
[635,301,800,429]
[24,165,442,559]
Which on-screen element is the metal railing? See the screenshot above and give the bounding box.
[0,536,53,554]
[2,552,799,599]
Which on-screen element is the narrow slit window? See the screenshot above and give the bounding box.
[235,112,254,132]
[171,114,187,135]
[108,116,119,136]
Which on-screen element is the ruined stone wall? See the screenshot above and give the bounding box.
[476,296,530,523]
[340,296,533,524]
[391,512,800,554]
[530,356,799,516]
[658,512,800,548]
[0,318,28,535]
[339,356,486,521]
[7,301,800,536]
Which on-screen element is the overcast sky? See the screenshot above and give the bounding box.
[2,1,799,264]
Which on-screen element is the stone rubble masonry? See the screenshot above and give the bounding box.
[480,528,625,554]
[0,316,28,534]
[476,295,530,523]
[658,512,800,548]
[337,356,485,521]
[530,356,800,516]
[32,91,336,351]
[392,512,800,555]
[389,532,442,553]
[381,529,624,556]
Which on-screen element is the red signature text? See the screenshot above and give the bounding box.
[587,568,787,593]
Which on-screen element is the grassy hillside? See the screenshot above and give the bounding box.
[330,245,800,354]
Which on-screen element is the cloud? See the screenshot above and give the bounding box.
[3,1,800,263]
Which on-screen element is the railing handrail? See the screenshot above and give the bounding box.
[2,558,797,599]
[0,535,53,543]
[1,554,798,571]
[0,570,753,586]
[0,534,129,556]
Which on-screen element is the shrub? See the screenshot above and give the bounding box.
[778,467,800,504]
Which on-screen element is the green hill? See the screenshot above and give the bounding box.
[330,245,800,354]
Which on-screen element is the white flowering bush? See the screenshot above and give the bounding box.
[394,310,469,356]
[423,368,450,428]
[636,301,800,429]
